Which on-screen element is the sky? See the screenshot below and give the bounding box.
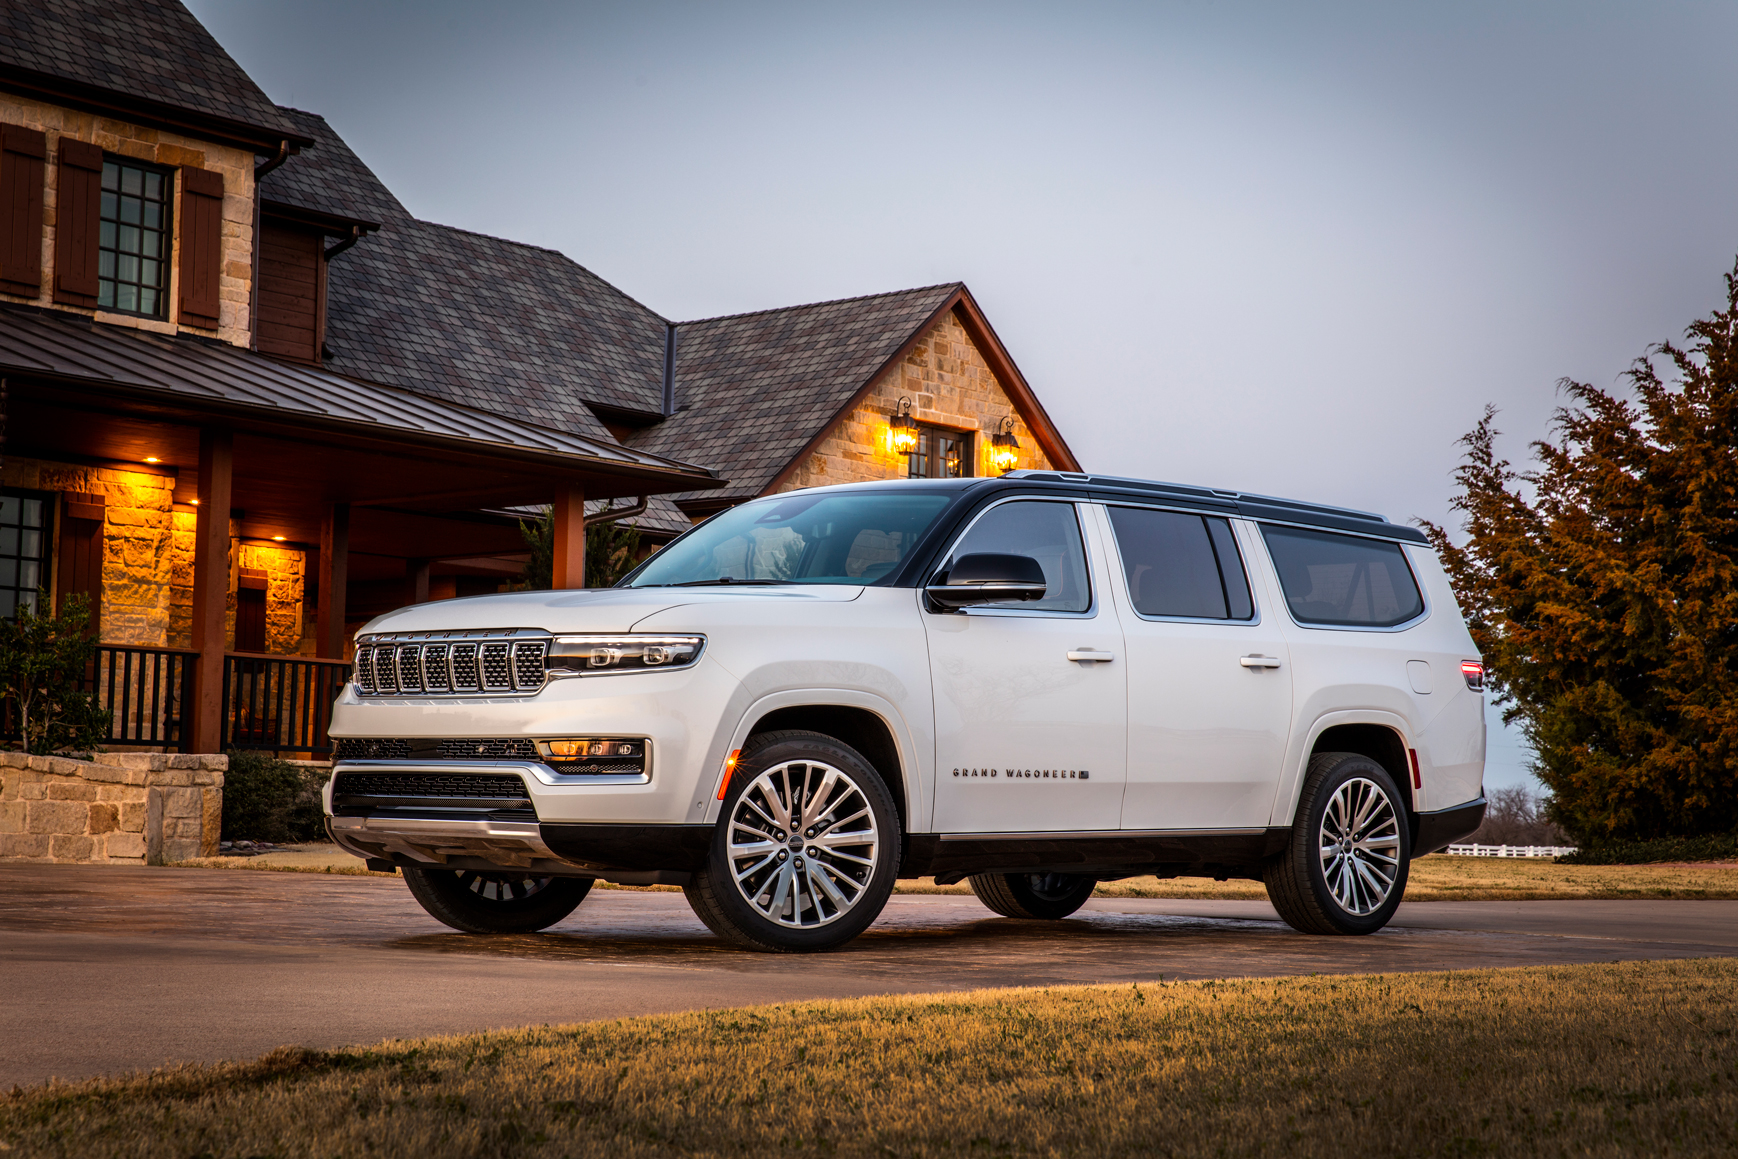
[186,0,1738,791]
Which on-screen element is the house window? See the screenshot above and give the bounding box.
[907,425,973,480]
[98,158,171,317]
[0,490,48,622]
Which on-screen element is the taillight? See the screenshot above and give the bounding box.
[1461,661,1485,691]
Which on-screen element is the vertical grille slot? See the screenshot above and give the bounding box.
[397,644,424,694]
[451,644,479,691]
[511,641,546,691]
[353,645,376,693]
[422,644,450,691]
[480,643,512,690]
[375,644,399,694]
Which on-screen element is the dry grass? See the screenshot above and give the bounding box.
[6,959,1736,1158]
[899,854,1738,901]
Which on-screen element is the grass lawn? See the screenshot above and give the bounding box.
[6,959,1735,1157]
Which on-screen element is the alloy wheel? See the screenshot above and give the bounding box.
[726,759,879,929]
[456,870,554,902]
[1317,776,1402,915]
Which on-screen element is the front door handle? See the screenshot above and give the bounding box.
[1067,649,1116,664]
[1239,654,1282,669]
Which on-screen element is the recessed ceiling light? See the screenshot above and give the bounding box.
[272,535,286,541]
[144,457,160,463]
[190,499,200,505]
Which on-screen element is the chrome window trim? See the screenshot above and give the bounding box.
[1097,502,1265,627]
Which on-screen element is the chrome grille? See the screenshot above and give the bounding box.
[422,644,450,691]
[353,646,376,693]
[397,644,423,694]
[512,641,546,689]
[451,644,478,691]
[480,643,512,690]
[351,633,548,697]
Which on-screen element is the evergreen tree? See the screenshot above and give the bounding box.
[1424,263,1738,841]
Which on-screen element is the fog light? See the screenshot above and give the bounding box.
[537,737,650,772]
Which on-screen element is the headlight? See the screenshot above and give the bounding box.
[545,635,704,675]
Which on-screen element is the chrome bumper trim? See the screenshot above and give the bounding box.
[330,759,648,787]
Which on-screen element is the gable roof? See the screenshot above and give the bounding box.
[0,0,306,149]
[259,106,409,228]
[322,217,668,442]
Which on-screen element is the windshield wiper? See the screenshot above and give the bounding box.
[671,577,792,586]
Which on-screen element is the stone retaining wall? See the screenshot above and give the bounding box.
[0,752,225,865]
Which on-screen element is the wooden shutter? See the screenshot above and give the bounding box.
[177,166,223,327]
[255,221,324,363]
[57,491,105,637]
[0,124,46,295]
[236,568,267,653]
[52,138,102,306]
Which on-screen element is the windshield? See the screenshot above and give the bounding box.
[627,491,954,587]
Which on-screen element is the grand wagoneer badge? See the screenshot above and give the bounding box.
[952,768,1089,780]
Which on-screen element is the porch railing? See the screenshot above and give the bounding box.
[1,644,196,751]
[221,652,352,757]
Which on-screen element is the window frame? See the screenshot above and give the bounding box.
[906,423,975,480]
[927,496,1098,619]
[0,487,53,623]
[1257,519,1431,632]
[97,154,175,320]
[1101,503,1264,626]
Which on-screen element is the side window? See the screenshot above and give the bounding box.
[1260,525,1424,627]
[1106,506,1253,620]
[942,500,1091,613]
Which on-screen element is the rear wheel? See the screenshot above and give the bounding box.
[969,871,1096,919]
[403,867,592,934]
[684,730,899,952]
[1265,752,1411,935]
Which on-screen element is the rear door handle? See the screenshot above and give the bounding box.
[1239,655,1282,669]
[1067,649,1116,664]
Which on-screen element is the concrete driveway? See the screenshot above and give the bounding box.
[4,864,1735,1088]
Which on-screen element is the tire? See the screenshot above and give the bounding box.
[1265,751,1412,935]
[969,872,1096,919]
[402,867,592,934]
[684,730,900,952]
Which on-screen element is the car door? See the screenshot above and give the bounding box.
[924,497,1127,833]
[1093,504,1294,831]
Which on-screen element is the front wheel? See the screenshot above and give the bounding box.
[403,867,593,934]
[969,872,1096,919]
[684,730,899,952]
[1265,752,1411,935]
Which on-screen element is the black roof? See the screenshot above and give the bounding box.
[0,0,304,144]
[259,107,408,228]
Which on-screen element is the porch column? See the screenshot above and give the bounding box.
[409,557,430,604]
[189,428,233,754]
[551,485,585,589]
[317,502,349,658]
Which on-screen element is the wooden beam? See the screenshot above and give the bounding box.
[551,485,585,590]
[189,428,232,754]
[317,502,349,658]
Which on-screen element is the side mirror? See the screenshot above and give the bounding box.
[926,553,1047,610]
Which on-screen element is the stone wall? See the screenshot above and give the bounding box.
[0,751,225,865]
[0,92,256,345]
[779,310,1053,492]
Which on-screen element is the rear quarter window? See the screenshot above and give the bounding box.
[1260,525,1424,628]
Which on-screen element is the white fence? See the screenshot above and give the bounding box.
[1444,843,1578,859]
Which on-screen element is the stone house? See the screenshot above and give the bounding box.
[0,0,1079,762]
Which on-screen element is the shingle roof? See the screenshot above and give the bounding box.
[0,0,299,141]
[322,219,670,442]
[624,284,960,502]
[258,107,408,227]
[0,303,714,487]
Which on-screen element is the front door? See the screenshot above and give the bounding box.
[1093,505,1293,831]
[925,498,1127,833]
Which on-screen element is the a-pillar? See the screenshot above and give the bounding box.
[551,485,585,589]
[189,428,232,754]
[317,503,349,658]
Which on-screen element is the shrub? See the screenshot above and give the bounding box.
[1558,832,1738,865]
[0,592,108,755]
[222,750,329,844]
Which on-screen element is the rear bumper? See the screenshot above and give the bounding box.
[1413,796,1486,856]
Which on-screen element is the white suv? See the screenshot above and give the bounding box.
[325,472,1486,951]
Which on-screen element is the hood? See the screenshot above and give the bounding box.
[357,585,865,637]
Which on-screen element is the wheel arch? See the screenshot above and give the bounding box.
[1273,712,1420,846]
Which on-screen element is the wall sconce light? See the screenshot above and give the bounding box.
[889,396,919,454]
[990,416,1021,473]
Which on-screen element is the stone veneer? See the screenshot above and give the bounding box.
[0,92,257,345]
[0,751,225,865]
[780,311,1053,492]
